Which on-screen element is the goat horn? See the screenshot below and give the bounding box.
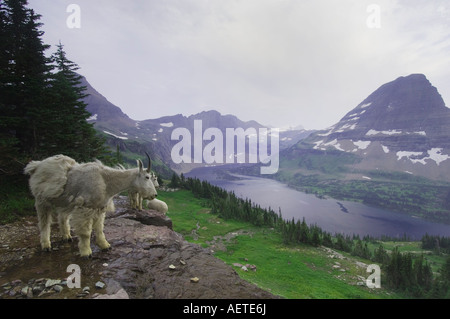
[145,152,152,173]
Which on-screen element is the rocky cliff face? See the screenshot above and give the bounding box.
[0,197,277,299]
[294,74,450,181]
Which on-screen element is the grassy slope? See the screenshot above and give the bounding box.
[0,176,35,224]
[160,189,405,299]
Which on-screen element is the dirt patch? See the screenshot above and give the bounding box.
[205,230,253,252]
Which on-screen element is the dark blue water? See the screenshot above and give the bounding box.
[186,166,450,239]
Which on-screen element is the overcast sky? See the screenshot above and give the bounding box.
[28,0,450,130]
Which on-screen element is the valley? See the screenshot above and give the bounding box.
[160,188,448,299]
[272,152,450,224]
[81,71,450,226]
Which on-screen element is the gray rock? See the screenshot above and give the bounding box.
[95,281,106,289]
[45,279,61,288]
[99,216,278,299]
[93,288,129,299]
[112,209,173,229]
[53,285,63,293]
[20,286,29,296]
[32,284,45,295]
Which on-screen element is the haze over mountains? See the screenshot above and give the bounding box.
[289,74,450,181]
[80,72,450,181]
[79,75,311,173]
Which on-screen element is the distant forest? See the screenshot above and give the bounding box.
[170,173,450,298]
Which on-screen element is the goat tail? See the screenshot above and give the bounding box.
[24,160,41,176]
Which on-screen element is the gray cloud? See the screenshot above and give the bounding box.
[29,0,450,129]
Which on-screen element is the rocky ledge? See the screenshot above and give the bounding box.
[0,197,277,299]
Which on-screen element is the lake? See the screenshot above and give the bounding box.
[186,166,450,240]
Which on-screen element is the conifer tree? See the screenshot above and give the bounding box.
[0,0,52,170]
[42,42,107,162]
[440,255,450,285]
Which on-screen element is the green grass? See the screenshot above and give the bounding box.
[0,176,35,224]
[161,189,402,299]
[161,190,250,245]
[214,231,397,299]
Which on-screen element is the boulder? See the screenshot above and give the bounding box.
[99,217,275,298]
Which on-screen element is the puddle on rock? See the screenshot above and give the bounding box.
[0,235,108,299]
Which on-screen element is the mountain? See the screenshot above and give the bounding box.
[286,74,450,181]
[81,76,136,130]
[79,75,311,174]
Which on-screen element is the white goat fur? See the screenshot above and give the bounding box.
[128,172,168,214]
[24,154,157,257]
[146,198,169,214]
[129,171,158,210]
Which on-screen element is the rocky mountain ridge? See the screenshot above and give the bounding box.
[291,74,450,181]
[79,75,311,173]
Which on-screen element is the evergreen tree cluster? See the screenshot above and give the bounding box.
[421,233,450,254]
[172,172,450,298]
[174,174,281,228]
[0,0,107,177]
[384,248,435,297]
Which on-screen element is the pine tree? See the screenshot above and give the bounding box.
[44,42,106,162]
[170,172,180,188]
[0,0,52,170]
[440,255,450,284]
[310,224,321,246]
[299,217,309,244]
[374,244,389,264]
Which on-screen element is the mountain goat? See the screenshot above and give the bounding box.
[146,198,169,214]
[128,171,169,214]
[24,153,157,257]
[129,171,159,210]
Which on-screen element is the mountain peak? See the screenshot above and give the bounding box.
[297,74,450,180]
[338,73,447,133]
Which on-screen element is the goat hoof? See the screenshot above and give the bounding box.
[101,246,112,252]
[43,247,51,252]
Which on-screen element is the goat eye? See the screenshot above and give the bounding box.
[145,176,150,179]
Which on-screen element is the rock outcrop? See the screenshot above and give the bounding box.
[0,197,277,299]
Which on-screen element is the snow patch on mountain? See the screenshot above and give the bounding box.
[427,148,450,165]
[359,102,372,109]
[366,129,402,136]
[87,114,97,121]
[103,130,129,140]
[353,140,371,150]
[396,148,450,166]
